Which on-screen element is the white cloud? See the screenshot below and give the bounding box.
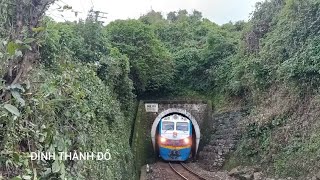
[48,0,262,25]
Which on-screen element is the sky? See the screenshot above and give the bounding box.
[48,0,263,25]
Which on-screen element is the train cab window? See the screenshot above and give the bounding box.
[162,121,174,131]
[176,122,188,131]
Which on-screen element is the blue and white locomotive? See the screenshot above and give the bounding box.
[158,114,192,161]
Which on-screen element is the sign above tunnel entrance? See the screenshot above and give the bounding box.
[145,103,158,112]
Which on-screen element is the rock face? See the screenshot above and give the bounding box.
[312,172,320,180]
[228,166,259,180]
[253,172,264,180]
[198,110,247,171]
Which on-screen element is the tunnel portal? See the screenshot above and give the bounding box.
[151,108,201,156]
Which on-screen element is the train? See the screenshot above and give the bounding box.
[158,113,193,161]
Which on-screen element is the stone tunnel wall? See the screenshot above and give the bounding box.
[132,100,212,179]
[144,100,210,129]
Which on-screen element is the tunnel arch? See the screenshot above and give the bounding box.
[151,108,201,155]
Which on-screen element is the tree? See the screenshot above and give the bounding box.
[140,10,165,25]
[190,10,203,22]
[1,0,55,101]
[106,20,174,95]
[173,48,202,89]
[167,11,177,22]
[97,48,135,113]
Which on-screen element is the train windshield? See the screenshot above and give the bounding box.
[162,121,174,131]
[176,122,188,131]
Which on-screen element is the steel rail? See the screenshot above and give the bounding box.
[169,162,211,180]
[180,163,211,180]
[169,162,189,180]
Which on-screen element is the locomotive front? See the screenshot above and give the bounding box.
[158,114,192,161]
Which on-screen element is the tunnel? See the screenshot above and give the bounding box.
[150,108,201,158]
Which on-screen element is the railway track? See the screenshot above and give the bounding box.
[168,162,211,180]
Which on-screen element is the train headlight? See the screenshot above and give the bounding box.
[160,137,166,143]
[183,138,190,144]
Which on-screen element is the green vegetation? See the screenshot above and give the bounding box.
[1,0,319,179]
[0,1,135,179]
[106,20,174,95]
[221,0,320,178]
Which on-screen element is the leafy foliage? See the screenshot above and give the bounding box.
[1,0,320,179]
[106,20,174,95]
[1,4,135,179]
[1,58,134,179]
